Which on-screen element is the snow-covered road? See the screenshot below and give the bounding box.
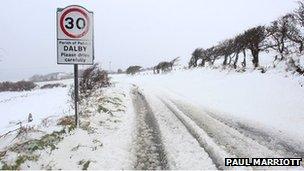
[131,88,169,169]
[112,68,304,169]
[129,85,303,169]
[131,87,217,169]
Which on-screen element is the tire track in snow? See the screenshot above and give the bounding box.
[131,88,169,170]
[205,111,304,159]
[159,98,237,170]
[164,98,303,169]
[144,91,217,169]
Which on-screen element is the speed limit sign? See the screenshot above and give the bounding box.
[57,5,94,65]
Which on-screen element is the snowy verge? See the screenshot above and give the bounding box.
[0,83,136,170]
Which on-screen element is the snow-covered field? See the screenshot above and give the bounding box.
[0,79,73,135]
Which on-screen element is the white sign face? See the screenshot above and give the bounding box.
[57,5,94,65]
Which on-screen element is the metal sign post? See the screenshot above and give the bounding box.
[57,5,94,128]
[74,64,79,127]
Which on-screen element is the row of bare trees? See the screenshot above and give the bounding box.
[189,1,304,73]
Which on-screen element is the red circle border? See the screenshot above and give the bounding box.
[60,7,90,39]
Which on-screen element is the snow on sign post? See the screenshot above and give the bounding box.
[57,5,94,128]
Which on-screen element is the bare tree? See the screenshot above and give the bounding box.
[117,69,123,74]
[267,15,290,60]
[295,0,304,27]
[205,46,216,65]
[243,26,268,68]
[189,48,204,67]
[187,1,304,71]
[217,39,235,66]
[126,66,142,75]
[232,34,247,68]
[285,14,304,53]
[209,46,221,65]
[155,57,180,73]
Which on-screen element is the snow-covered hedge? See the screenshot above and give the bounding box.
[0,81,37,92]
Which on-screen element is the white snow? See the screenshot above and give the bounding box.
[112,67,304,151]
[24,83,137,170]
[0,79,73,134]
[1,64,304,169]
[142,89,217,169]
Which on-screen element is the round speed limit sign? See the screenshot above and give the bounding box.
[57,5,93,39]
[60,7,89,38]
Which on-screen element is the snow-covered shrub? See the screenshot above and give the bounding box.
[79,63,110,96]
[57,115,75,126]
[40,83,66,89]
[286,57,304,75]
[0,81,37,92]
[126,65,142,75]
[117,68,123,74]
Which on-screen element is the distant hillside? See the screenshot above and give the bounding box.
[29,72,73,82]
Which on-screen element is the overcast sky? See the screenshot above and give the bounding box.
[0,0,298,81]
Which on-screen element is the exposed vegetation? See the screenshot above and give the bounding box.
[57,115,75,127]
[0,115,77,170]
[40,83,67,89]
[97,96,125,115]
[78,160,91,170]
[126,65,142,75]
[117,69,123,74]
[154,57,180,74]
[0,81,37,92]
[9,129,67,154]
[79,63,110,97]
[1,130,64,170]
[1,154,39,170]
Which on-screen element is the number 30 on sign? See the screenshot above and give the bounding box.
[57,5,94,65]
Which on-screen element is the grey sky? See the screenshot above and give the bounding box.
[0,0,298,81]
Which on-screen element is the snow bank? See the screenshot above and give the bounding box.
[30,83,136,170]
[0,82,136,170]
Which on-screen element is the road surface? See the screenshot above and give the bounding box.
[130,85,303,169]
